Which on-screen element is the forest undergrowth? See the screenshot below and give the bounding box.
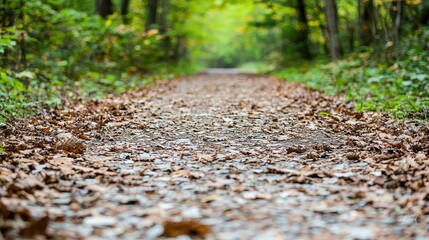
[277,28,429,120]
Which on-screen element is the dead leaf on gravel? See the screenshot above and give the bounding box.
[163,220,211,237]
[171,170,202,179]
[7,176,44,193]
[1,198,49,238]
[197,153,216,162]
[48,157,74,168]
[287,145,307,154]
[56,136,86,154]
[346,152,360,160]
[242,191,272,200]
[19,216,49,238]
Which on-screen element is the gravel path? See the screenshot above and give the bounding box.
[1,73,428,239]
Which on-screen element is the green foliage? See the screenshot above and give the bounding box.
[238,62,275,73]
[0,0,200,122]
[183,1,285,67]
[0,64,67,121]
[26,5,164,79]
[1,0,428,122]
[0,27,21,54]
[276,28,429,119]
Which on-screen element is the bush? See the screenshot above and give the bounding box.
[0,0,183,122]
[276,28,429,119]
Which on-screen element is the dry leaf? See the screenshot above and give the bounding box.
[163,220,211,237]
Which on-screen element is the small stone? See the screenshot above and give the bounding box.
[347,227,374,240]
[307,123,317,130]
[137,153,154,161]
[182,206,202,218]
[146,225,164,239]
[83,216,117,227]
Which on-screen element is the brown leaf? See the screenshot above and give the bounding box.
[56,137,86,154]
[163,220,211,237]
[346,152,360,160]
[287,145,306,154]
[171,170,202,179]
[7,176,44,193]
[19,216,49,238]
[0,198,49,238]
[197,153,216,162]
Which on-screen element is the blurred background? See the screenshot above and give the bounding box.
[1,0,428,120]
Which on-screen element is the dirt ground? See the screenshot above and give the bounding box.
[1,73,428,239]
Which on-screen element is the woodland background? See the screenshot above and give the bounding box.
[1,0,429,124]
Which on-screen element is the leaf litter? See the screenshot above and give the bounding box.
[0,73,428,239]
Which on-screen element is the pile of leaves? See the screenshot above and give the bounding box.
[0,94,134,238]
[283,87,429,191]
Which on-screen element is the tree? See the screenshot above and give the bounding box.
[159,0,169,34]
[311,1,329,55]
[18,0,26,69]
[295,0,312,59]
[159,0,172,58]
[96,0,113,19]
[121,0,131,24]
[324,0,340,60]
[390,0,405,47]
[359,0,376,46]
[146,0,158,30]
[421,0,429,25]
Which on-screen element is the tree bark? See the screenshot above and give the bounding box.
[18,0,26,69]
[296,0,312,59]
[159,0,172,58]
[146,0,158,30]
[121,0,131,24]
[359,0,376,46]
[324,0,340,60]
[159,0,169,34]
[314,1,329,55]
[96,0,113,19]
[390,0,405,47]
[421,0,429,25]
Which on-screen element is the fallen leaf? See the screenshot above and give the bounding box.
[163,220,211,237]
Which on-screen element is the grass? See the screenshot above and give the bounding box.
[0,61,201,123]
[276,57,429,119]
[238,62,275,73]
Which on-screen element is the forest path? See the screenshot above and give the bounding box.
[1,73,428,239]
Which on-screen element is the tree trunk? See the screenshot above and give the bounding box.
[390,0,405,47]
[159,0,171,58]
[159,0,169,34]
[146,0,158,30]
[96,0,113,19]
[296,0,312,59]
[314,1,329,55]
[324,0,340,60]
[421,0,429,25]
[359,0,376,46]
[121,0,131,24]
[18,0,26,69]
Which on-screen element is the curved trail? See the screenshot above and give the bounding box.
[1,73,428,239]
